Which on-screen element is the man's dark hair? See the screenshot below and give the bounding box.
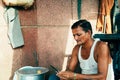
[71,19,93,34]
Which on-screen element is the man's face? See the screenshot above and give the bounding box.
[72,27,89,45]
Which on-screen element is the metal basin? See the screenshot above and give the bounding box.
[15,66,49,80]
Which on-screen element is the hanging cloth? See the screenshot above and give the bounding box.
[96,0,114,34]
[4,7,24,48]
[112,0,120,33]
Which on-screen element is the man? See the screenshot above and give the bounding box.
[57,20,114,80]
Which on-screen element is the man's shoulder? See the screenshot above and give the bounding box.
[73,45,81,50]
[96,40,108,48]
[94,39,109,52]
[95,40,109,55]
[72,45,80,55]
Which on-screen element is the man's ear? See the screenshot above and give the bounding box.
[87,30,92,35]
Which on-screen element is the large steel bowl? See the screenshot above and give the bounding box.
[15,66,49,80]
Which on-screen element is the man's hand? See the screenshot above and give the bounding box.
[57,71,74,80]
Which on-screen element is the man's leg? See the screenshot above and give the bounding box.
[48,74,60,80]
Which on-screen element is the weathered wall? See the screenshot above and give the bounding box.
[0,0,99,80]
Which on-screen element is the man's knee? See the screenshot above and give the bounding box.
[48,74,60,80]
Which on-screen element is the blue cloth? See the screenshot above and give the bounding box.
[4,7,24,48]
[112,0,120,33]
[48,74,60,80]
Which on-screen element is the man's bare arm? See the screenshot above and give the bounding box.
[66,45,80,71]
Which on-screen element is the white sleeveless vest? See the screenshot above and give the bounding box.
[78,39,114,80]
